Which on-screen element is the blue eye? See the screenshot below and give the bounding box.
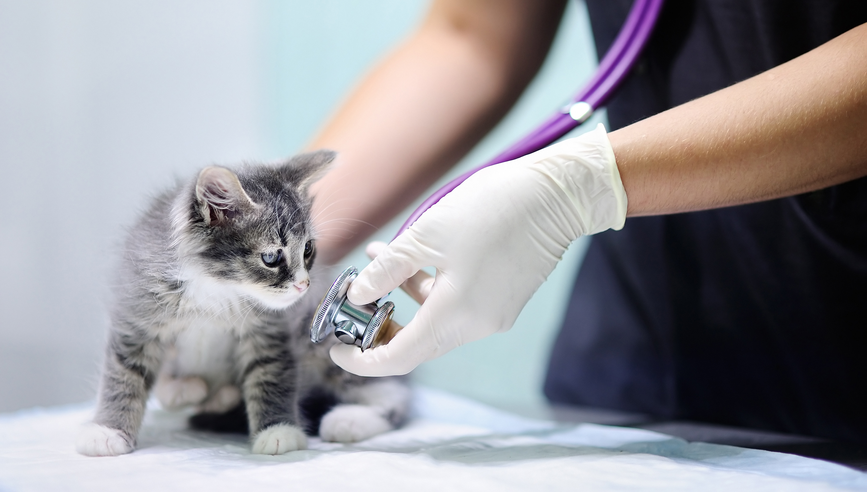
[304,240,314,259]
[261,249,283,267]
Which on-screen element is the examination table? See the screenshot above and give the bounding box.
[1,388,866,491]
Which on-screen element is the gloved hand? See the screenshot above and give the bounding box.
[330,124,627,376]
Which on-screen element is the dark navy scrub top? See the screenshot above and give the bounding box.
[544,0,867,443]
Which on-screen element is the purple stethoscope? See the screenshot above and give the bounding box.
[311,0,665,350]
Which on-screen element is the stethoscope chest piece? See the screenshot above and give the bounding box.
[310,266,396,351]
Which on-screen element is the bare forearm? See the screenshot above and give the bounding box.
[309,24,512,263]
[613,23,867,216]
[309,0,566,264]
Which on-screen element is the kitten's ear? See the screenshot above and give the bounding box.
[279,149,336,195]
[195,166,257,226]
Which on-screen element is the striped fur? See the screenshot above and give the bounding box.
[77,151,409,456]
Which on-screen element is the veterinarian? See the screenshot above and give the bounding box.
[308,0,867,443]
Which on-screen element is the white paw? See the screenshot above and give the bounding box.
[154,375,208,410]
[319,404,392,443]
[251,424,307,455]
[198,385,242,413]
[75,423,134,457]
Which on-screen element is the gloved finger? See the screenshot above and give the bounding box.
[332,279,462,376]
[365,240,433,304]
[400,270,434,305]
[347,232,434,305]
[329,317,431,376]
[364,241,388,260]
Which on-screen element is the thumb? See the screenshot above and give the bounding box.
[365,240,433,305]
[347,233,430,305]
[364,241,388,260]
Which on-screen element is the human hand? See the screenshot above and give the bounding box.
[330,124,627,376]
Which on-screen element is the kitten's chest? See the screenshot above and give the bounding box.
[163,316,241,382]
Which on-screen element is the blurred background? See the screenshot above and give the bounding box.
[0,0,604,414]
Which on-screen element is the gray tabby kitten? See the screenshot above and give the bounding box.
[76,150,409,456]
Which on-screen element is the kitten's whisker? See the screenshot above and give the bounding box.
[309,197,373,222]
[316,217,378,228]
[238,300,260,327]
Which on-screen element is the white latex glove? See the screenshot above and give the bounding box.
[330,124,627,376]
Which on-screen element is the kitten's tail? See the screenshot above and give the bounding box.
[188,403,249,434]
[188,388,339,436]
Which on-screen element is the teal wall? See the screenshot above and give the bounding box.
[262,1,431,158]
[263,1,604,411]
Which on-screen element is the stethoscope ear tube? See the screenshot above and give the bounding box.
[311,0,664,350]
[394,0,663,239]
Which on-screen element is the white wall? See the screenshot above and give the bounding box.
[0,0,600,413]
[0,0,268,411]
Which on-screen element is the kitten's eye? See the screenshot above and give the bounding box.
[303,240,314,259]
[261,249,283,268]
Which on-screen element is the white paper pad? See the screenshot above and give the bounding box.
[1,388,865,491]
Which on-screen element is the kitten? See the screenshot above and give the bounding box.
[76,150,410,456]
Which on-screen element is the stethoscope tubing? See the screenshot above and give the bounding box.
[394,0,664,239]
[311,0,665,349]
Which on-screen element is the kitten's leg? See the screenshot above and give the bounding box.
[238,327,306,455]
[198,384,242,413]
[153,372,209,410]
[320,378,411,443]
[76,328,162,457]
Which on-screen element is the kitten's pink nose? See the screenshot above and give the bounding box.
[293,279,309,292]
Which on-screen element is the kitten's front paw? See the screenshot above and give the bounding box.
[251,424,307,455]
[319,404,392,443]
[154,375,208,410]
[76,423,134,457]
